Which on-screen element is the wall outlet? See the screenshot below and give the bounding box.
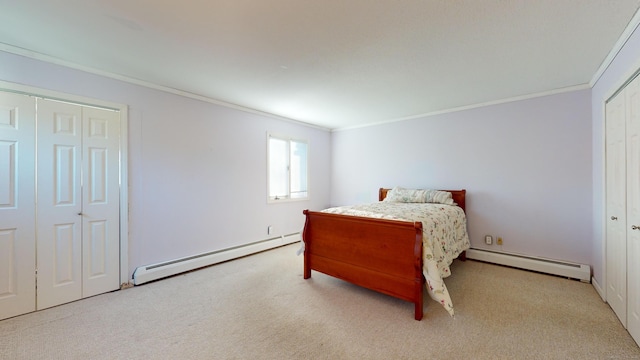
[268,226,273,235]
[485,235,493,245]
[496,237,503,245]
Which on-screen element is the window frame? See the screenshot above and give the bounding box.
[267,133,309,203]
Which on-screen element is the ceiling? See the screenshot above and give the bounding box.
[1,1,639,130]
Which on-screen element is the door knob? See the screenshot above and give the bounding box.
[611,216,618,220]
[632,225,640,230]
[78,212,83,216]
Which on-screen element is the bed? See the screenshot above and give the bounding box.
[302,187,469,320]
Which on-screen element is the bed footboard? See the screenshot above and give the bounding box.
[302,210,424,320]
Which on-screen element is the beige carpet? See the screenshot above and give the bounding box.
[1,243,638,360]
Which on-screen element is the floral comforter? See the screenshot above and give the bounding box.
[321,202,470,316]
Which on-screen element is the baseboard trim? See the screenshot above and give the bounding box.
[592,277,606,301]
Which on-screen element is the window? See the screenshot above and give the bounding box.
[268,134,308,201]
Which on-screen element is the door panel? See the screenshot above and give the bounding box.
[36,99,83,310]
[606,89,627,326]
[0,92,36,320]
[82,107,120,297]
[626,76,640,344]
[53,223,77,285]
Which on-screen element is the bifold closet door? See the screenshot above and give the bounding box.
[0,92,36,320]
[37,99,120,310]
[80,106,120,298]
[36,99,84,309]
[625,76,640,344]
[606,87,627,326]
[606,74,640,346]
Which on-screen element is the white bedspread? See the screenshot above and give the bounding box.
[321,202,470,315]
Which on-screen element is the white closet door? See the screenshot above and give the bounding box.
[626,76,640,344]
[81,106,120,297]
[606,88,627,326]
[36,99,83,310]
[0,93,36,320]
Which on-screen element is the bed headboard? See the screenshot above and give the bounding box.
[379,188,466,213]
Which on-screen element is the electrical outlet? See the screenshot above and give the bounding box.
[497,237,503,245]
[268,226,273,235]
[485,235,493,245]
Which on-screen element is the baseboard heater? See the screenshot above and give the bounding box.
[465,248,591,283]
[132,232,301,285]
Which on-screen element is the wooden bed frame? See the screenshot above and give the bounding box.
[302,188,466,320]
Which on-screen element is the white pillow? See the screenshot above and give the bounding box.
[383,187,455,205]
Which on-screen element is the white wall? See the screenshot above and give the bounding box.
[0,50,332,279]
[591,23,640,287]
[331,90,593,265]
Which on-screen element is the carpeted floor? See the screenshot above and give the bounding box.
[1,243,638,359]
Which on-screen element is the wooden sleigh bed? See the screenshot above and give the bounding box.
[302,188,467,320]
